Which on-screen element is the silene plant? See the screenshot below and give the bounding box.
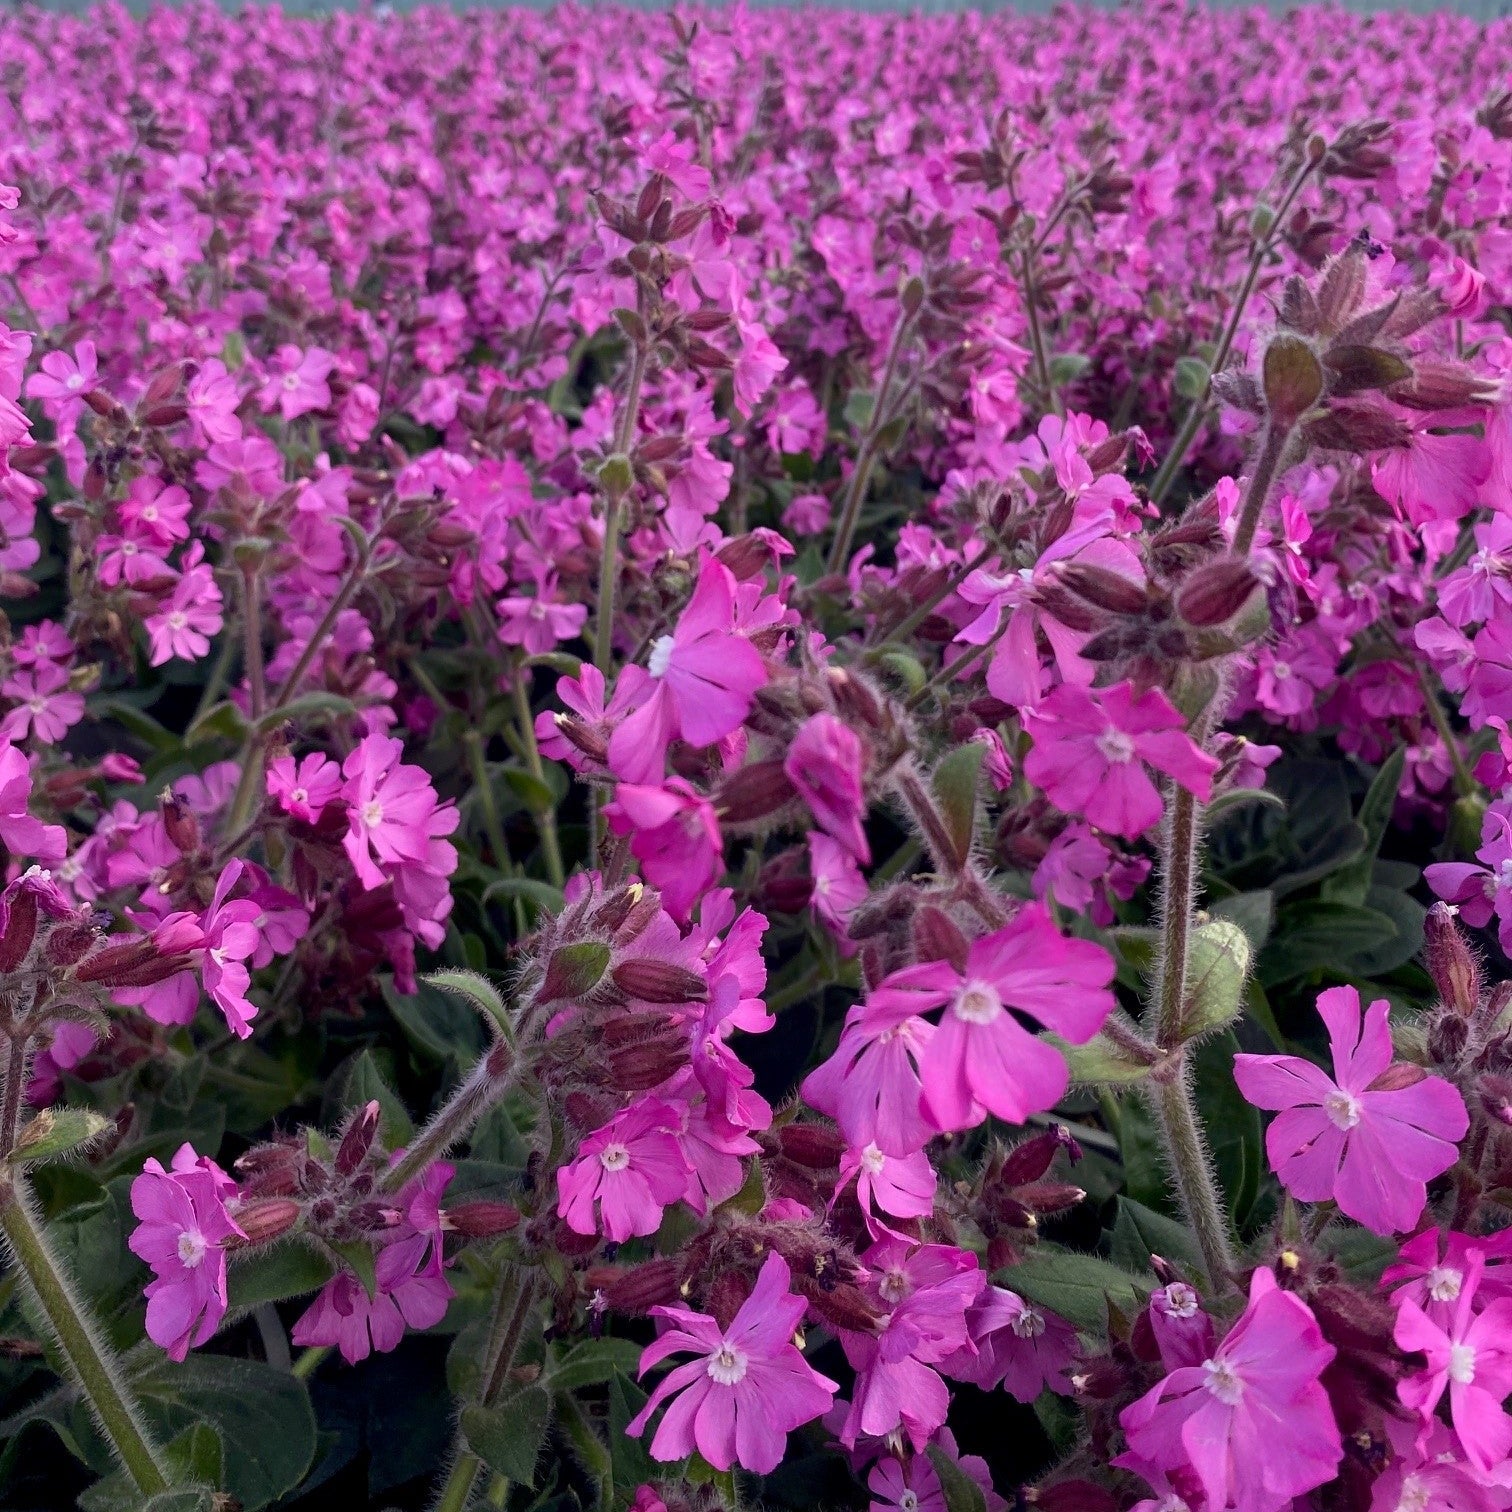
[2,3,1512,1511]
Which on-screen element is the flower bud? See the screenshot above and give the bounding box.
[774,1122,846,1169]
[1032,1481,1118,1512]
[43,920,100,969]
[336,1100,382,1177]
[232,1198,303,1246]
[605,1027,690,1091]
[598,453,635,499]
[1391,360,1500,412]
[552,713,608,763]
[1428,1010,1469,1068]
[538,941,612,1005]
[1053,562,1148,616]
[0,887,39,973]
[159,789,201,855]
[1176,560,1262,627]
[912,905,969,970]
[1262,335,1325,426]
[798,1279,881,1333]
[1480,1074,1512,1126]
[714,761,797,823]
[1302,400,1412,454]
[611,958,708,1004]
[444,1201,521,1238]
[1424,902,1481,1019]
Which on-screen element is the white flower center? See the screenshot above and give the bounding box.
[647,635,676,679]
[530,601,548,619]
[1160,1282,1200,1319]
[1498,859,1512,890]
[860,1143,887,1174]
[65,373,83,390]
[1202,1356,1244,1405]
[1450,1342,1477,1385]
[1095,728,1136,764]
[291,786,308,804]
[1323,1088,1362,1130]
[177,1229,208,1269]
[168,611,187,630]
[1396,1476,1431,1512]
[283,371,302,389]
[951,979,1003,1025]
[362,799,384,829]
[143,504,159,521]
[1427,1266,1463,1303]
[120,540,137,555]
[878,1266,911,1305]
[1271,661,1292,680]
[598,1142,630,1172]
[1011,1306,1046,1339]
[706,1341,748,1386]
[899,1495,919,1512]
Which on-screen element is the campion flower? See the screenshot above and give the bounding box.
[266,751,343,824]
[129,1144,245,1361]
[0,741,66,861]
[607,563,768,784]
[1117,1268,1342,1512]
[1234,985,1467,1234]
[862,902,1116,1132]
[607,779,724,923]
[867,1432,1005,1512]
[626,1253,838,1473]
[784,711,870,864]
[144,542,224,666]
[258,344,335,421]
[941,1285,1078,1402]
[1383,1228,1512,1325]
[556,1096,691,1242]
[341,733,451,890]
[0,663,85,745]
[1395,1252,1512,1473]
[1022,681,1219,839]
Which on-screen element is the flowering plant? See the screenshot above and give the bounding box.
[2,4,1512,1512]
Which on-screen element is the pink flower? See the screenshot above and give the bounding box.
[267,751,343,824]
[785,712,870,864]
[808,831,867,948]
[145,543,224,666]
[118,476,191,548]
[1117,1268,1341,1512]
[626,1252,838,1473]
[607,779,724,923]
[941,1286,1077,1402]
[341,733,449,889]
[1372,413,1491,526]
[1022,681,1219,839]
[259,344,335,420]
[607,563,768,784]
[556,1096,691,1241]
[1234,985,1467,1234]
[26,340,97,427]
[1383,1227,1512,1326]
[496,575,588,655]
[197,862,265,1038]
[836,1141,937,1226]
[0,662,84,745]
[865,903,1115,1133]
[129,1143,245,1361]
[1395,1252,1512,1474]
[0,742,65,861]
[185,358,243,444]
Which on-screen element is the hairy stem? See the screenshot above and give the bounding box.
[380,1043,518,1195]
[240,565,267,723]
[1150,1073,1237,1290]
[1229,422,1293,557]
[510,670,565,889]
[434,1449,484,1512]
[0,1181,170,1495]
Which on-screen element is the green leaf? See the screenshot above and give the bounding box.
[10,1106,110,1165]
[341,1049,413,1146]
[253,691,357,734]
[91,696,181,753]
[1180,921,1250,1039]
[932,743,986,867]
[423,968,512,1032]
[609,1372,655,1491]
[1257,901,1398,985]
[546,1337,645,1393]
[482,875,566,914]
[226,1242,335,1312]
[1174,355,1210,401]
[1190,1029,1264,1231]
[926,1446,987,1512]
[1204,786,1284,823]
[877,649,927,697]
[78,1421,224,1512]
[381,975,488,1066]
[997,1248,1147,1331]
[183,699,249,747]
[1053,1032,1154,1086]
[1048,352,1091,386]
[329,1239,378,1300]
[500,765,556,813]
[1321,747,1408,906]
[461,1385,551,1484]
[166,1421,224,1489]
[843,388,876,429]
[1207,890,1274,954]
[1110,1197,1204,1274]
[134,1355,316,1512]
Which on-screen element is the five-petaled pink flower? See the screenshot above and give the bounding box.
[626,1252,838,1473]
[258,344,336,421]
[1117,1267,1342,1512]
[607,779,724,923]
[129,1143,245,1361]
[864,902,1116,1132]
[1234,985,1467,1235]
[556,1096,691,1241]
[607,562,768,784]
[1023,681,1219,839]
[0,741,65,861]
[341,733,450,890]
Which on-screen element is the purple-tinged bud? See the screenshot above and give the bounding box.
[1032,1481,1119,1512]
[912,905,969,970]
[1424,903,1481,1019]
[797,1279,881,1334]
[1262,335,1325,426]
[775,1122,847,1170]
[1176,560,1262,627]
[588,1258,683,1315]
[0,886,39,973]
[43,920,100,969]
[1428,1010,1469,1068]
[611,958,708,1005]
[1302,400,1412,454]
[1480,1074,1512,1126]
[232,1198,302,1246]
[1392,361,1502,413]
[998,1129,1067,1186]
[234,1141,304,1197]
[1054,562,1148,616]
[552,714,608,763]
[336,1100,382,1177]
[538,941,612,1005]
[605,1029,690,1091]
[714,761,797,823]
[1367,1063,1427,1093]
[444,1201,521,1238]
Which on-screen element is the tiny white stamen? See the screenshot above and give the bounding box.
[860,1143,886,1175]
[1095,729,1136,765]
[706,1341,748,1386]
[647,635,676,679]
[878,1267,911,1305]
[951,980,1003,1026]
[1201,1356,1244,1405]
[362,799,384,829]
[1450,1343,1477,1385]
[1011,1306,1046,1339]
[1427,1266,1463,1303]
[177,1229,208,1269]
[1323,1088,1362,1130]
[1159,1282,1200,1319]
[598,1142,630,1173]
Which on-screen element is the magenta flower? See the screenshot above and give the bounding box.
[785,711,870,864]
[1,663,84,745]
[607,562,768,784]
[626,1252,837,1473]
[129,1143,245,1361]
[808,831,866,949]
[865,902,1115,1133]
[0,742,65,861]
[1023,681,1219,839]
[1117,1268,1341,1512]
[496,575,588,656]
[145,543,224,666]
[836,1141,937,1226]
[267,751,343,824]
[1234,985,1467,1234]
[25,339,97,427]
[556,1096,691,1241]
[258,344,335,420]
[1395,1252,1512,1474]
[941,1286,1077,1402]
[185,358,243,444]
[606,779,724,923]
[341,733,449,889]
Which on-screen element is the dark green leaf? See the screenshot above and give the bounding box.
[381,975,488,1066]
[253,691,357,734]
[996,1248,1147,1331]
[423,968,512,1032]
[1321,748,1408,907]
[462,1385,550,1484]
[1207,890,1274,954]
[341,1050,413,1146]
[546,1337,644,1393]
[1257,901,1398,986]
[926,1445,987,1512]
[608,1372,655,1491]
[1190,1029,1264,1231]
[1110,1198,1204,1274]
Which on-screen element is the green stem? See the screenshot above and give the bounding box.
[0,1182,170,1495]
[510,669,565,889]
[434,1450,483,1512]
[1416,663,1477,799]
[1229,423,1293,557]
[1019,245,1060,417]
[240,565,267,723]
[1154,788,1199,1048]
[292,1346,329,1380]
[1151,1074,1237,1291]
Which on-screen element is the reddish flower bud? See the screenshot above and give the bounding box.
[1425,903,1484,1019]
[43,920,100,969]
[444,1201,522,1238]
[1480,1074,1512,1126]
[232,1198,303,1246]
[1429,1010,1470,1068]
[775,1122,847,1170]
[140,403,189,428]
[1176,560,1262,627]
[590,1257,683,1315]
[1032,1482,1118,1512]
[159,790,201,856]
[912,905,969,970]
[1302,400,1412,454]
[611,958,708,1004]
[606,1031,690,1091]
[551,713,608,763]
[715,760,797,823]
[1053,562,1148,616]
[797,1278,882,1333]
[73,937,162,984]
[336,1100,382,1176]
[0,887,39,973]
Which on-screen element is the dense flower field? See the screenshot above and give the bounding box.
[1,0,1512,1508]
